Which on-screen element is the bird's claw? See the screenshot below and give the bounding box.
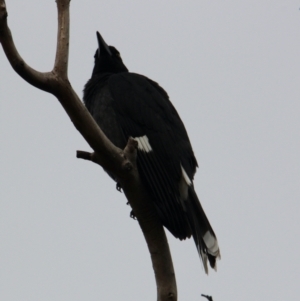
[116,182,122,192]
[130,210,137,220]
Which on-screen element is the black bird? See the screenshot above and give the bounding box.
[83,32,220,273]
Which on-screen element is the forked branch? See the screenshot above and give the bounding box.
[0,1,177,300]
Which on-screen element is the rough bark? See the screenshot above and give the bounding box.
[0,1,177,300]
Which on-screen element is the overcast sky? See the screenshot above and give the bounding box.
[1,1,300,301]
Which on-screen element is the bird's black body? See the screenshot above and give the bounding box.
[83,32,220,273]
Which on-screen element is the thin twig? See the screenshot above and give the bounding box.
[0,0,54,92]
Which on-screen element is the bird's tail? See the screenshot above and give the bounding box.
[185,188,220,273]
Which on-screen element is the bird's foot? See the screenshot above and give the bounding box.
[116,182,122,192]
[130,210,137,220]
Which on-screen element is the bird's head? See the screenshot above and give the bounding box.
[92,31,128,75]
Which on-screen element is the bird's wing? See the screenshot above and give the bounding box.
[108,73,197,239]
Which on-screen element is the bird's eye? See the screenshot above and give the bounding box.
[116,52,121,58]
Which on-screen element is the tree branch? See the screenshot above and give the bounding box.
[0,1,177,300]
[54,0,70,78]
[0,0,53,92]
[77,150,94,161]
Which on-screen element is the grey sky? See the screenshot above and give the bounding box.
[1,1,300,300]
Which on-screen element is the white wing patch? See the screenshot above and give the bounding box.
[181,165,192,186]
[179,165,192,201]
[203,231,219,256]
[133,135,153,152]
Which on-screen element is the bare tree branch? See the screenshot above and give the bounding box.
[77,150,94,161]
[54,0,70,78]
[0,1,177,300]
[0,1,53,92]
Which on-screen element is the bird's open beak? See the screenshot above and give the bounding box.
[96,31,112,58]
